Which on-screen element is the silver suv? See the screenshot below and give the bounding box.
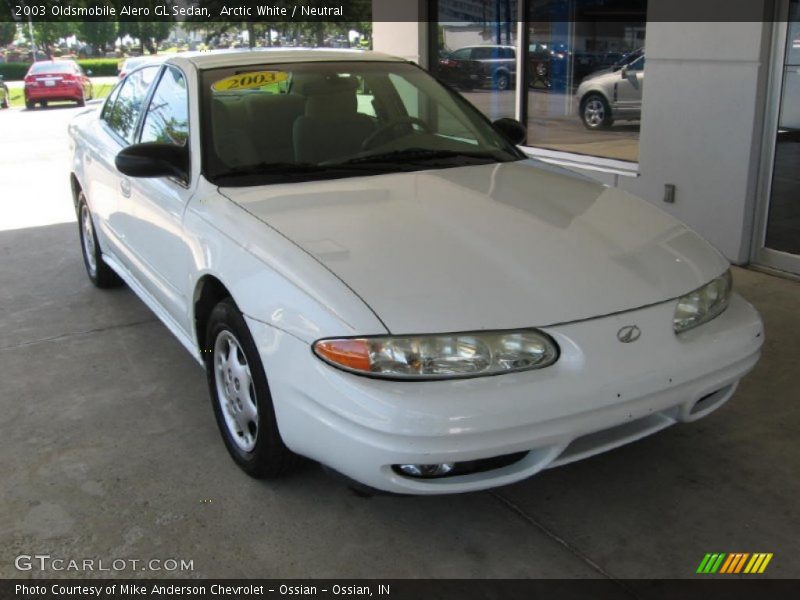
[576,54,644,129]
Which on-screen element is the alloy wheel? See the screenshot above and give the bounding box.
[214,330,259,452]
[584,98,606,127]
[80,204,97,277]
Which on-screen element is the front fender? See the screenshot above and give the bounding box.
[185,179,388,346]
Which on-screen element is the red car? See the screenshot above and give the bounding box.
[24,60,93,109]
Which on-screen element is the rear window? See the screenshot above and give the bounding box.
[28,62,77,75]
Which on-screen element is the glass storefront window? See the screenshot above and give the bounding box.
[430,0,647,163]
[764,0,800,257]
[431,0,519,122]
[526,1,646,162]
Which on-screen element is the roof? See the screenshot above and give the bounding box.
[168,48,406,70]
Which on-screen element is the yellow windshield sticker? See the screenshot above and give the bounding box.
[212,71,289,91]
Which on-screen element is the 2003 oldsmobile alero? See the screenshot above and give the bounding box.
[68,49,764,494]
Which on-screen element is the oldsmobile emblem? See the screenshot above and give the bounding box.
[617,325,642,343]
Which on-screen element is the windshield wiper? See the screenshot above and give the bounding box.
[214,161,406,181]
[325,148,506,167]
[214,162,341,180]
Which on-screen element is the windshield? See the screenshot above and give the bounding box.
[200,61,523,186]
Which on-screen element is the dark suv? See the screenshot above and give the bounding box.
[437,45,516,91]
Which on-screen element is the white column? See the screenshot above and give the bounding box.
[372,0,428,66]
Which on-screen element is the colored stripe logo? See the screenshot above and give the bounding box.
[697,553,773,574]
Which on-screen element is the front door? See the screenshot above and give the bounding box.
[615,55,645,111]
[755,0,800,275]
[122,65,194,333]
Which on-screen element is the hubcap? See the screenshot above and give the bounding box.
[584,99,605,127]
[214,331,258,452]
[80,204,97,276]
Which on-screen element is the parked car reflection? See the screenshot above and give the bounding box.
[576,53,645,129]
[437,45,516,91]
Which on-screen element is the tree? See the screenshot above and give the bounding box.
[114,1,175,54]
[124,21,174,54]
[32,22,71,58]
[0,22,16,48]
[79,21,118,56]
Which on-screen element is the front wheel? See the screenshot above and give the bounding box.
[581,94,613,129]
[494,71,511,91]
[205,299,299,479]
[77,193,122,288]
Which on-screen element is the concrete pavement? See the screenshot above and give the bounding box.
[0,104,798,581]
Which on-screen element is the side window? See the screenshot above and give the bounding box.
[628,56,645,71]
[472,47,492,60]
[100,82,123,121]
[450,48,471,60]
[389,73,420,119]
[388,73,477,142]
[105,67,158,144]
[140,67,189,146]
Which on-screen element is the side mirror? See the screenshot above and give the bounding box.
[621,66,629,78]
[493,117,527,146]
[87,69,93,76]
[116,143,189,182]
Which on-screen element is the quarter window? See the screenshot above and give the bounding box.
[140,67,189,146]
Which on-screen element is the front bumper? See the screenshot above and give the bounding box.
[247,293,763,494]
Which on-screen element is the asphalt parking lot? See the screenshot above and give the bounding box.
[1,104,799,581]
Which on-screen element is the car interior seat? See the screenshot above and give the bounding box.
[292,75,376,164]
[210,96,260,169]
[244,93,306,164]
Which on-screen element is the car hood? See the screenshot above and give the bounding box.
[219,161,728,334]
[581,68,616,83]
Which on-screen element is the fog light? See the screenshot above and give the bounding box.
[395,463,455,478]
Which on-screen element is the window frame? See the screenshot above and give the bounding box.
[137,65,190,149]
[135,64,192,188]
[100,65,161,147]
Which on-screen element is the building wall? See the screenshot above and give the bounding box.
[618,18,773,263]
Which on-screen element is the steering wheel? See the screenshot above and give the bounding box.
[362,116,431,151]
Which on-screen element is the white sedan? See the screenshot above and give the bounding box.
[68,49,763,494]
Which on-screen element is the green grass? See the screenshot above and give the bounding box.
[7,81,115,109]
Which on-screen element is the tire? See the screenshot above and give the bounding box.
[25,98,35,110]
[40,100,48,108]
[1,99,8,109]
[77,94,85,107]
[494,71,510,91]
[205,298,299,479]
[77,193,123,288]
[580,93,613,129]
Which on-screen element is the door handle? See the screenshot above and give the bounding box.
[120,178,131,198]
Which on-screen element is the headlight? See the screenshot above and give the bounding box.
[313,330,559,380]
[673,270,732,334]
